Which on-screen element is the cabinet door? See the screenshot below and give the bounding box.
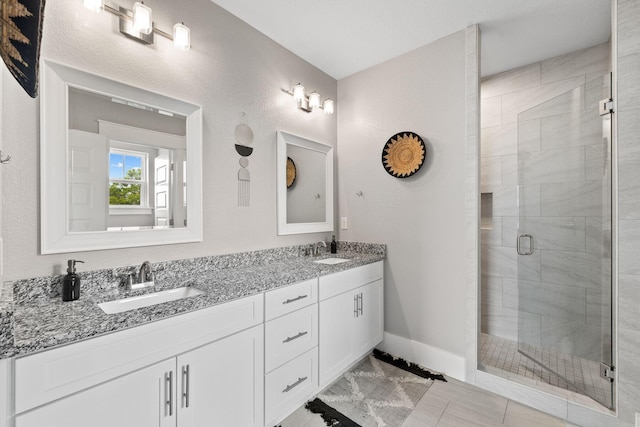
[353,279,384,356]
[319,290,355,387]
[15,359,176,427]
[177,324,264,427]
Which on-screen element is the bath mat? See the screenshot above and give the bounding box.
[281,351,446,427]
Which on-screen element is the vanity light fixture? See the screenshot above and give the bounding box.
[173,23,191,51]
[81,0,191,50]
[83,0,103,13]
[132,2,152,35]
[283,83,334,114]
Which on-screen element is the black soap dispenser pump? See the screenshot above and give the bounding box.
[330,235,337,254]
[62,259,84,302]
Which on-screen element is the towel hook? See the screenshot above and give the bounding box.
[0,151,11,164]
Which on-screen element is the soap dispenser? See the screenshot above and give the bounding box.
[330,235,337,254]
[62,259,84,302]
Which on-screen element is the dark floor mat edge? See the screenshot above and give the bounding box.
[373,348,447,382]
[305,397,362,427]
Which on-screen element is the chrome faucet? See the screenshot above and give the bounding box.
[138,260,154,283]
[313,241,327,256]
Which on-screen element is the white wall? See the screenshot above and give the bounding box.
[337,31,468,363]
[1,0,337,280]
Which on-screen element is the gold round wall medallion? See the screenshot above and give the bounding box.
[286,157,297,188]
[381,131,426,178]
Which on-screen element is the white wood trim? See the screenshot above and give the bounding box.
[40,60,203,254]
[276,131,334,235]
[377,331,466,381]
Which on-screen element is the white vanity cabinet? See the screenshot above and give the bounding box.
[15,358,177,427]
[8,260,385,427]
[263,278,320,426]
[318,261,384,388]
[176,324,264,427]
[13,294,264,427]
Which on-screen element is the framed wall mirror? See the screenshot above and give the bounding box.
[40,60,203,254]
[276,131,334,235]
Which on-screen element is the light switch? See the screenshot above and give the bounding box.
[340,217,348,230]
[636,412,640,427]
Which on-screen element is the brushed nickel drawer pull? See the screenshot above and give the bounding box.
[283,376,308,393]
[283,331,308,343]
[283,295,308,304]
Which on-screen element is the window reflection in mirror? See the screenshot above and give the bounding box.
[67,87,187,233]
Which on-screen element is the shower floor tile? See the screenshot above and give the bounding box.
[479,333,612,409]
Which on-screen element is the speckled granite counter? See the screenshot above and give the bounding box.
[0,242,385,359]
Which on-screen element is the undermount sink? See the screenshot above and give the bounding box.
[98,286,205,314]
[314,257,350,265]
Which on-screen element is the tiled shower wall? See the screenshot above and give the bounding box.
[480,43,611,361]
[616,0,640,424]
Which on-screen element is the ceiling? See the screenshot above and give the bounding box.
[209,0,611,80]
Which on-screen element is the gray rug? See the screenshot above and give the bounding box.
[313,354,436,427]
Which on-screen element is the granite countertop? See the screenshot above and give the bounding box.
[1,248,384,359]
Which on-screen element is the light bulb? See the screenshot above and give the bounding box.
[82,0,103,12]
[308,91,321,110]
[292,83,305,102]
[173,23,191,51]
[133,2,153,35]
[322,99,334,114]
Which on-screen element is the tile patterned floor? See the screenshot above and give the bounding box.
[479,333,612,408]
[280,375,578,427]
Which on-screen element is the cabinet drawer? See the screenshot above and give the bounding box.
[265,278,317,321]
[14,293,263,414]
[265,304,318,372]
[319,261,383,301]
[265,347,318,426]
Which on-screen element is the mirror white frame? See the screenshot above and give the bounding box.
[276,131,334,235]
[40,60,203,254]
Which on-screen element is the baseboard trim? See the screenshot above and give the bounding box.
[377,332,466,381]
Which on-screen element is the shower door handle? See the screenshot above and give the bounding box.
[517,234,534,255]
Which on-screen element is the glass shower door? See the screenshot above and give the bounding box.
[516,74,613,409]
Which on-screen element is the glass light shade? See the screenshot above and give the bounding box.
[132,2,153,35]
[83,0,103,12]
[292,83,305,102]
[173,23,191,51]
[308,91,321,110]
[322,99,334,114]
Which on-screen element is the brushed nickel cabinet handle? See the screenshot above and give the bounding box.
[165,371,173,416]
[182,364,190,408]
[283,331,308,343]
[283,376,308,393]
[283,295,308,304]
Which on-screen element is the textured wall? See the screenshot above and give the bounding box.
[337,31,468,357]
[479,43,611,361]
[1,0,336,280]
